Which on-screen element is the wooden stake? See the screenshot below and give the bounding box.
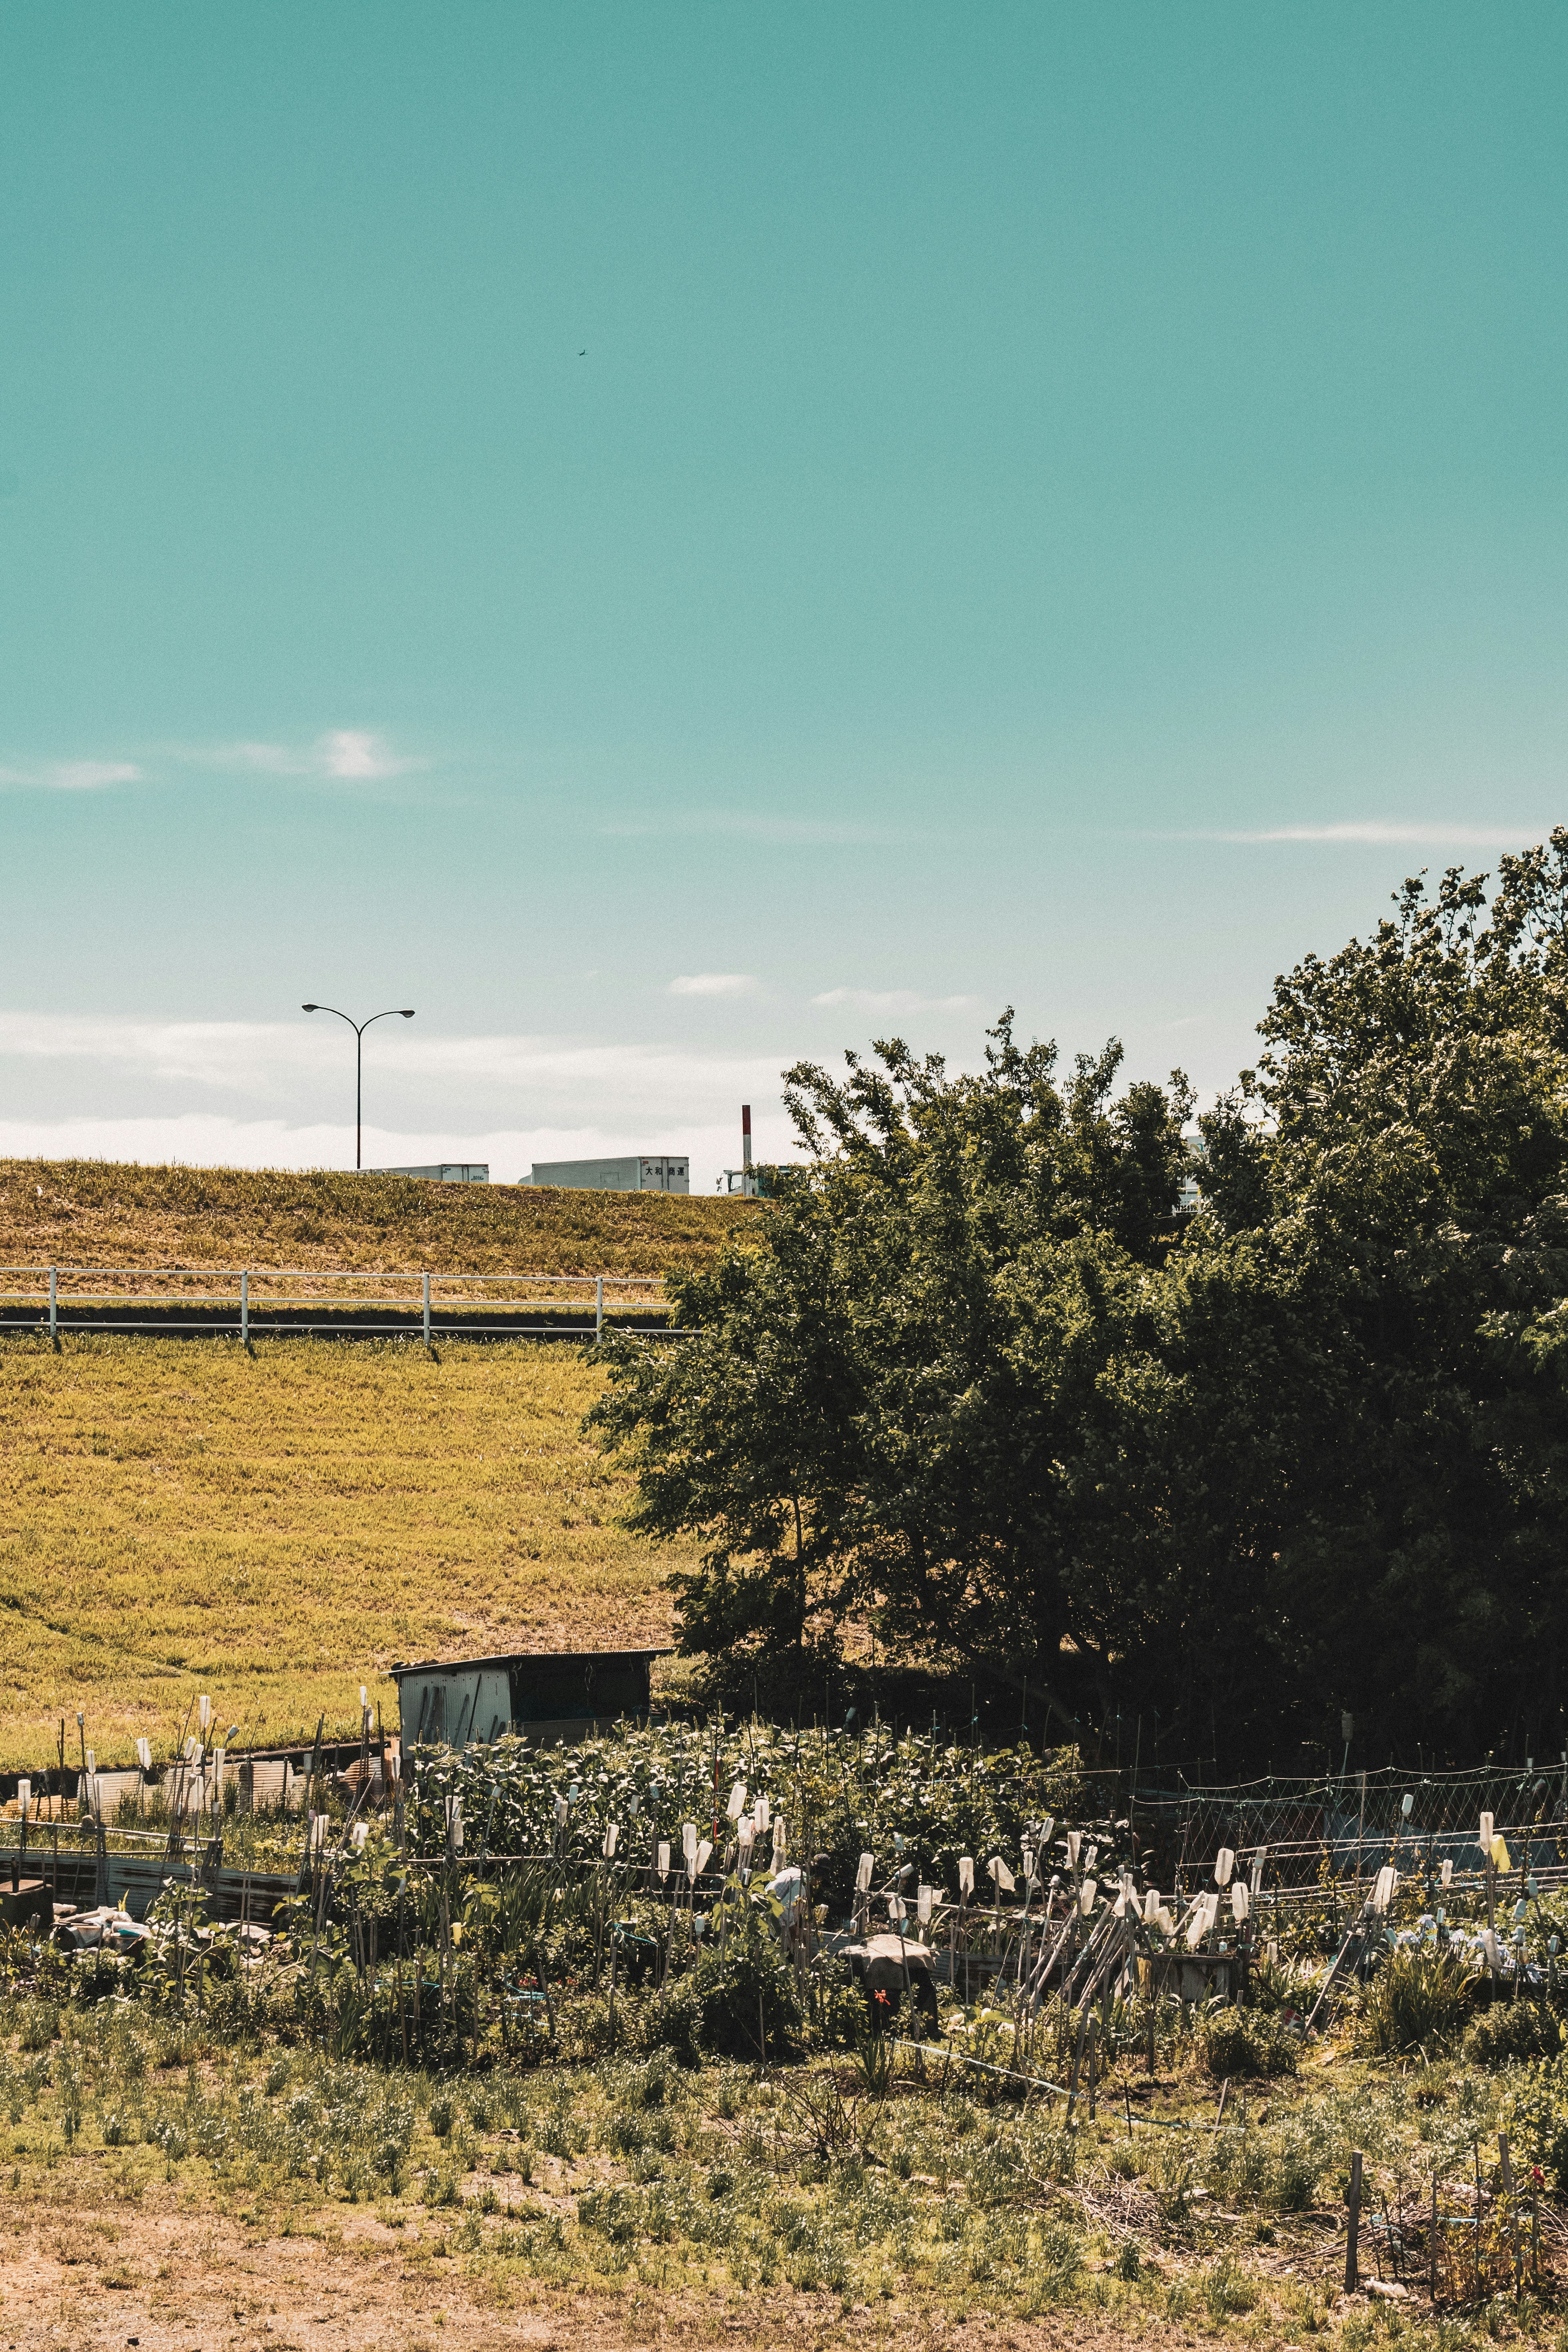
[1499,2132,1522,2288]
[1065,2000,1091,2123]
[1345,2149,1363,2294]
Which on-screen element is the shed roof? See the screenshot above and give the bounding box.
[388,1647,668,1679]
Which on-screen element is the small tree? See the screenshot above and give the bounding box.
[588,1013,1192,1727]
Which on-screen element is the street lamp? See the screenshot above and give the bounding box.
[301,1003,415,1170]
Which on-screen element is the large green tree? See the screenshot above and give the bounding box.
[588,1017,1192,1735]
[589,835,1568,1767]
[1173,839,1568,1758]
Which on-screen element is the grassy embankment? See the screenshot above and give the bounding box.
[0,1156,755,1276]
[0,1339,688,1772]
[0,1161,754,1772]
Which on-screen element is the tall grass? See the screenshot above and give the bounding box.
[0,1158,753,1277]
[1357,1945,1476,2056]
[0,1337,691,1766]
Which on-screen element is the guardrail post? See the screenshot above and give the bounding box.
[423,1271,431,1349]
[241,1269,249,1346]
[595,1275,604,1339]
[49,1266,57,1348]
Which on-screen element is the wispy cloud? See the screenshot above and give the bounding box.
[601,811,904,847]
[1199,821,1533,848]
[203,729,415,782]
[0,757,140,791]
[811,987,980,1014]
[318,730,409,780]
[0,732,421,793]
[0,1011,801,1192]
[0,1010,786,1111]
[668,973,758,998]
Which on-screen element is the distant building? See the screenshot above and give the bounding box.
[523,1155,688,1194]
[390,1647,667,1748]
[375,1164,489,1183]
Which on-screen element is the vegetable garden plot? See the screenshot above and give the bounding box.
[15,1722,1568,2333]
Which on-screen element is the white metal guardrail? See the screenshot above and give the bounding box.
[0,1265,677,1343]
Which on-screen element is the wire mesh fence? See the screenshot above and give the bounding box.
[1120,1757,1568,1897]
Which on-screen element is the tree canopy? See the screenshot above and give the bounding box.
[588,835,1568,1769]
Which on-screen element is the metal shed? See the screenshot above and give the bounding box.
[390,1647,666,1749]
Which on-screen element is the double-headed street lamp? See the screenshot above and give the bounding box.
[301,1002,415,1170]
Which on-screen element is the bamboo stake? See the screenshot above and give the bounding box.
[1499,2132,1522,2289]
[1065,2001,1091,2123]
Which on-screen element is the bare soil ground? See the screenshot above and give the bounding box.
[0,2196,1182,2352]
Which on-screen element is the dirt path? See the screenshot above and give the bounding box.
[0,2200,1178,2352]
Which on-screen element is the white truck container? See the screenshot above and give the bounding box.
[376,1163,489,1183]
[524,1155,689,1194]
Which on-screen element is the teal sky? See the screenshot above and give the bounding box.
[2,4,1563,1185]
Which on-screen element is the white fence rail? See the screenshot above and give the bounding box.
[0,1264,675,1343]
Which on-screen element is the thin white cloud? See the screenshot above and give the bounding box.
[200,730,415,782]
[0,1010,785,1116]
[601,811,903,846]
[1201,822,1533,848]
[0,1016,798,1192]
[318,729,407,780]
[209,741,300,773]
[811,987,980,1014]
[668,973,758,998]
[0,758,140,791]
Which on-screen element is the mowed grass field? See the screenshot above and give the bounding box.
[0,1157,755,1276]
[0,1334,692,1772]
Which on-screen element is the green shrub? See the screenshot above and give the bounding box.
[17,2002,58,2051]
[1200,2008,1297,2079]
[1270,2125,1323,2210]
[1464,2000,1562,2071]
[648,1913,805,2062]
[1202,2253,1258,2318]
[627,2050,677,2108]
[1504,2057,1568,2195]
[817,1974,869,2051]
[1357,1947,1475,2056]
[1150,2138,1198,2226]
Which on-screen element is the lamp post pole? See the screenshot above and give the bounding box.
[301,1003,415,1169]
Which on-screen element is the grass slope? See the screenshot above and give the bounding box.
[0,1158,755,1276]
[0,1335,686,1770]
